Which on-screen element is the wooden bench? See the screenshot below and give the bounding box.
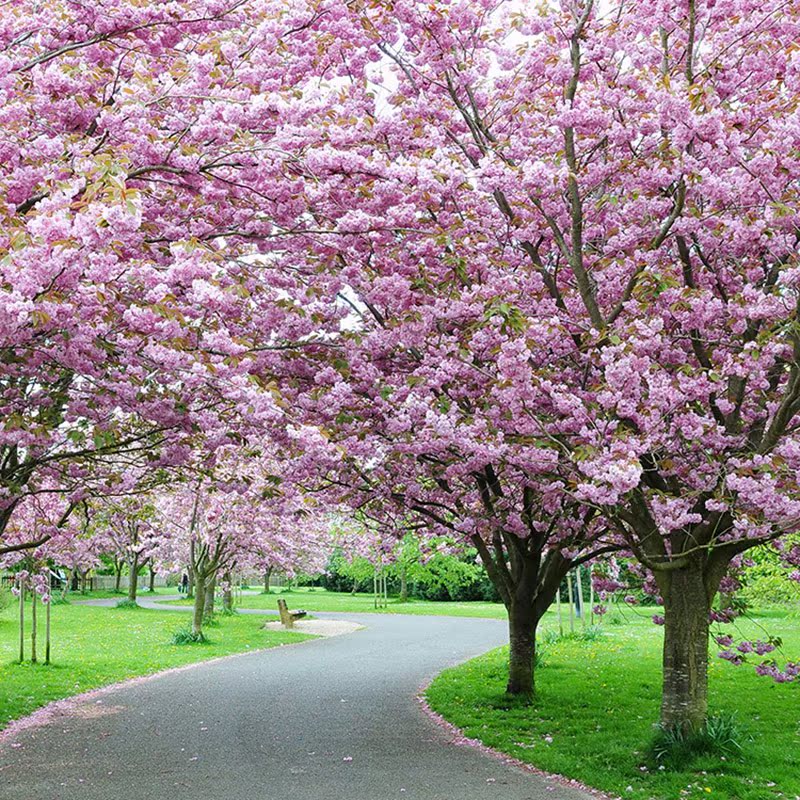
[277,598,307,628]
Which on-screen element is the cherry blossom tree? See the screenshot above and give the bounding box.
[153,445,332,638]
[218,0,800,728]
[93,496,159,603]
[0,0,306,554]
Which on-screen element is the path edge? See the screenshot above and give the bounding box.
[0,633,321,747]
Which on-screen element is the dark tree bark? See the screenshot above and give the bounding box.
[661,563,711,731]
[506,599,539,695]
[127,555,140,603]
[263,566,272,594]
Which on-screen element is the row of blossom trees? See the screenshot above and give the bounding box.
[2,0,799,737]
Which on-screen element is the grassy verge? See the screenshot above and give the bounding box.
[165,586,510,618]
[0,601,313,730]
[426,607,800,800]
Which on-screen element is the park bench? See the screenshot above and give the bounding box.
[277,598,307,628]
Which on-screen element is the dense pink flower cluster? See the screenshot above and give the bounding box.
[2,0,800,719]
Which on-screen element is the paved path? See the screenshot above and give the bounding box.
[0,599,593,800]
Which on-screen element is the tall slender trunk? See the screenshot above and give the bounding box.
[660,564,711,732]
[18,577,24,663]
[149,566,156,593]
[45,598,51,665]
[506,601,539,696]
[222,571,233,613]
[30,593,37,663]
[567,572,575,633]
[187,566,194,599]
[114,562,122,593]
[399,567,408,602]
[192,579,206,637]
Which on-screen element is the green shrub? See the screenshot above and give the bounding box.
[648,712,749,770]
[115,599,140,610]
[171,627,208,645]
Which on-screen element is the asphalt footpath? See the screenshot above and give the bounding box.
[0,600,594,800]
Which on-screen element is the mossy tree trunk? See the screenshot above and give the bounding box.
[192,579,206,637]
[629,498,741,733]
[204,577,216,617]
[661,567,711,732]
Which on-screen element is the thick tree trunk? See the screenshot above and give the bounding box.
[506,601,539,696]
[192,580,206,637]
[263,566,272,593]
[661,565,711,732]
[203,577,216,617]
[114,563,122,593]
[148,566,156,593]
[127,556,139,603]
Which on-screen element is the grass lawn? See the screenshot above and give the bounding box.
[0,601,313,730]
[426,606,800,800]
[166,586,511,618]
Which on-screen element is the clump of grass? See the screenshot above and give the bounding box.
[115,599,140,610]
[50,595,71,606]
[541,625,604,644]
[171,627,208,645]
[648,712,749,770]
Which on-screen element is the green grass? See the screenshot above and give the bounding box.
[0,601,313,730]
[426,606,800,800]
[165,586,511,618]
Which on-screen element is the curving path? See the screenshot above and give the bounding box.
[0,599,594,800]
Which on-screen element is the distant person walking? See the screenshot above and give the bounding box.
[179,571,189,595]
